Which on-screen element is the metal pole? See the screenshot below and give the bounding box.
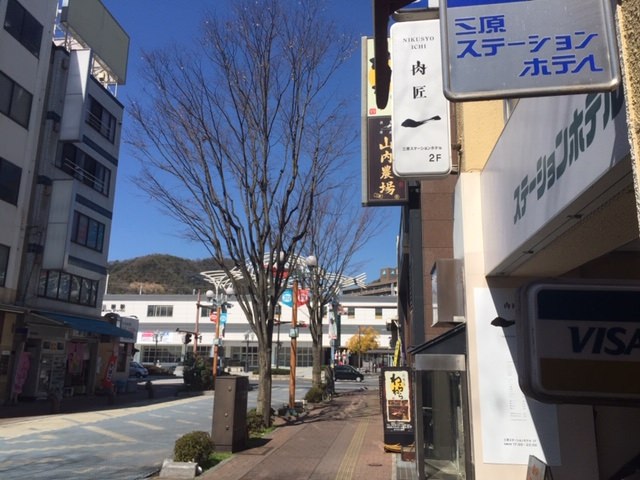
[212,304,222,380]
[245,337,249,372]
[194,290,200,355]
[289,279,298,409]
[276,321,281,370]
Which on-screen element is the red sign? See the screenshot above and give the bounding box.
[296,288,310,307]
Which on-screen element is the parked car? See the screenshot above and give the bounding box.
[333,365,364,382]
[129,361,148,378]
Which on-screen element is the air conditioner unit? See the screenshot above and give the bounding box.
[431,259,465,326]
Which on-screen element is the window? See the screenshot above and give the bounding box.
[141,345,182,365]
[375,307,383,320]
[0,157,22,206]
[0,244,8,287]
[147,305,174,317]
[58,143,111,195]
[3,0,43,57]
[0,71,32,127]
[38,270,99,307]
[86,96,116,143]
[71,211,105,252]
[347,307,355,317]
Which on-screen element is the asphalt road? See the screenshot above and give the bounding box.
[0,377,375,479]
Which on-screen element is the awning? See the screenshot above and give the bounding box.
[34,311,134,339]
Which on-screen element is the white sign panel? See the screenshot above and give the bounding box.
[474,288,561,465]
[440,0,620,100]
[481,89,630,275]
[390,20,451,178]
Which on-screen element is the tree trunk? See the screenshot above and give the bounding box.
[257,345,273,426]
[311,335,323,387]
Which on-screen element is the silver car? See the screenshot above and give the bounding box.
[129,361,148,378]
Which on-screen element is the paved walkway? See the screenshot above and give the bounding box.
[0,377,418,479]
[204,389,397,480]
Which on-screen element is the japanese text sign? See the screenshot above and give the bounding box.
[362,37,408,205]
[390,20,452,178]
[440,0,620,100]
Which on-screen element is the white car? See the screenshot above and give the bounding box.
[129,361,148,378]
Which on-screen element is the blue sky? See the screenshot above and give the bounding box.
[103,0,402,282]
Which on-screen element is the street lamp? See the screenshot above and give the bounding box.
[244,330,255,372]
[212,286,234,381]
[274,304,282,369]
[288,254,317,411]
[153,330,161,365]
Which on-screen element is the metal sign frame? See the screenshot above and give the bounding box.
[440,0,620,100]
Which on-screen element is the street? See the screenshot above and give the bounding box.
[0,376,376,479]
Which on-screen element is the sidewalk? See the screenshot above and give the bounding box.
[202,388,415,480]
[0,377,419,480]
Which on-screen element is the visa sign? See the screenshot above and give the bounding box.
[519,282,640,404]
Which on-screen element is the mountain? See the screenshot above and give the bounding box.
[106,254,221,294]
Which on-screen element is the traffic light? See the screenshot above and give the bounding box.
[184,333,192,345]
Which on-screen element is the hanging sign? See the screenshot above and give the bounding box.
[439,0,620,100]
[390,19,452,178]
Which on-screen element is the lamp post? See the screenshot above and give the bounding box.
[212,287,234,381]
[289,278,298,410]
[275,304,282,369]
[288,254,316,411]
[153,330,160,365]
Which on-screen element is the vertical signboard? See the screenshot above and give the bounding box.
[390,20,452,178]
[362,38,408,206]
[440,0,620,100]
[381,367,414,445]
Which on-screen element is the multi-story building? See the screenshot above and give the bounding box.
[390,3,640,480]
[0,0,131,404]
[102,293,397,372]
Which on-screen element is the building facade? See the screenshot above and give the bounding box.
[103,293,397,372]
[0,0,131,404]
[394,3,640,480]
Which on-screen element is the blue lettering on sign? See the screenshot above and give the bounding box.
[448,0,530,7]
[570,326,640,355]
[512,88,624,224]
[452,14,604,78]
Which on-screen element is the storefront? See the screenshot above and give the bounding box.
[9,311,133,402]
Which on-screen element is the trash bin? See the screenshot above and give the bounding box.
[212,376,248,452]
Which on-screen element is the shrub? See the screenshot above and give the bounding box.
[182,355,214,390]
[304,384,326,403]
[174,431,215,465]
[246,408,274,437]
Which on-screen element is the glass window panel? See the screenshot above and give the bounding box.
[0,73,12,115]
[69,275,81,303]
[87,219,99,249]
[3,0,23,41]
[0,244,8,287]
[80,278,91,305]
[58,273,71,301]
[0,157,22,205]
[10,83,31,127]
[45,271,60,299]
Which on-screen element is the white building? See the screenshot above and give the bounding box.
[103,293,397,371]
[1,0,131,402]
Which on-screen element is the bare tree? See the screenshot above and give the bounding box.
[302,189,381,387]
[127,0,355,425]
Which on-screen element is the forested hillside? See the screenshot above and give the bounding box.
[106,254,221,294]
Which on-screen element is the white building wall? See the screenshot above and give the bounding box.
[103,294,395,365]
[0,0,57,296]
